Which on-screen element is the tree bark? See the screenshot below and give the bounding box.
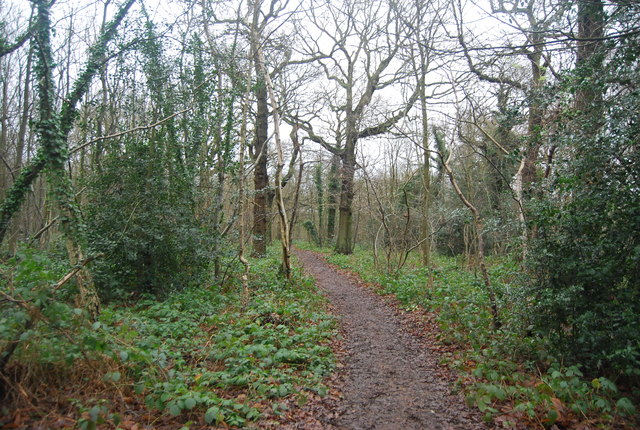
[418,72,431,268]
[250,0,292,278]
[575,0,604,114]
[313,162,324,246]
[521,29,545,196]
[326,152,340,241]
[251,78,269,257]
[0,67,9,193]
[335,140,356,254]
[238,48,253,307]
[7,48,33,255]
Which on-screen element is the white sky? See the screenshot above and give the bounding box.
[1,0,558,176]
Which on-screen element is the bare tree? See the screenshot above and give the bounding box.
[404,0,450,268]
[202,0,307,257]
[434,126,500,330]
[453,0,571,252]
[249,0,293,277]
[291,0,419,254]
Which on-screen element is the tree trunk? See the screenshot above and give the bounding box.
[576,0,604,114]
[418,69,431,268]
[7,48,33,255]
[0,0,135,245]
[420,156,431,267]
[238,45,253,308]
[0,68,8,193]
[445,160,501,330]
[336,142,356,254]
[313,163,324,246]
[251,1,291,278]
[251,73,269,257]
[436,130,501,330]
[521,34,544,196]
[326,153,340,241]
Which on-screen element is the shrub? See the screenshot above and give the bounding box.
[85,143,211,300]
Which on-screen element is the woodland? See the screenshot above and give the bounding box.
[0,0,639,428]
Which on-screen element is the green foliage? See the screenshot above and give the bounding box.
[434,208,471,256]
[527,13,640,378]
[95,248,335,426]
[465,363,636,425]
[302,220,320,246]
[1,245,335,427]
[0,247,98,367]
[85,142,211,300]
[324,246,637,426]
[73,400,123,430]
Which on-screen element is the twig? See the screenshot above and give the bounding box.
[28,216,60,244]
[0,153,16,181]
[70,108,192,154]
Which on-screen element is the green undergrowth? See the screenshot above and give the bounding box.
[0,246,336,428]
[323,245,638,428]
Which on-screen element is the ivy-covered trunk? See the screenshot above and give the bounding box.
[575,0,604,115]
[0,0,135,246]
[251,76,270,257]
[313,163,324,246]
[326,153,340,241]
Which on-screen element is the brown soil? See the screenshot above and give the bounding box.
[291,249,486,430]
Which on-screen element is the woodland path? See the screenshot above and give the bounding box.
[289,249,485,430]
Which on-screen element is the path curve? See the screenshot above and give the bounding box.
[295,249,485,430]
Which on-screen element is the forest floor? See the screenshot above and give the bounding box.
[3,246,636,429]
[274,249,485,429]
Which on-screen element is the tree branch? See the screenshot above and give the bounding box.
[70,107,191,154]
[358,85,420,139]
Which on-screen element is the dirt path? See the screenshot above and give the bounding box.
[293,249,485,430]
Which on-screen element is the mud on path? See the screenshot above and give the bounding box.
[293,249,485,430]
